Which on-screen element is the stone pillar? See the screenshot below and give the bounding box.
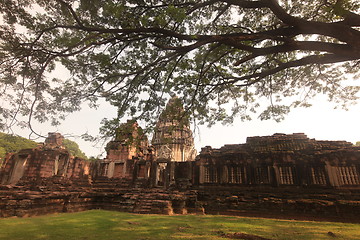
[270,165,279,187]
[295,163,306,186]
[325,163,340,187]
[248,164,255,185]
[273,164,280,186]
[170,162,176,187]
[199,164,205,184]
[53,155,59,176]
[222,165,228,184]
[123,160,127,178]
[165,162,171,188]
[192,162,200,186]
[107,161,115,178]
[150,161,158,187]
[145,162,151,180]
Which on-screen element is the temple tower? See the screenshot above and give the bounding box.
[44,132,65,149]
[152,96,196,162]
[99,120,150,179]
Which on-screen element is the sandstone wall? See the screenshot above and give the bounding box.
[1,179,360,223]
[1,133,360,222]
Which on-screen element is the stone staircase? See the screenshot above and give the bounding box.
[131,188,174,214]
[91,177,132,192]
[90,178,199,215]
[0,175,202,217]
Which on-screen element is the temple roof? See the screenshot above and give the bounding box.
[200,133,355,155]
[157,96,190,127]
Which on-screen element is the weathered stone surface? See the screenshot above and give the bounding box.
[0,133,90,185]
[94,120,153,180]
[152,96,197,162]
[0,110,360,222]
[196,133,360,188]
[0,180,359,222]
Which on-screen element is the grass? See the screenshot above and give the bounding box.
[0,210,359,240]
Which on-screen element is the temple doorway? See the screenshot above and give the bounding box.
[156,162,168,186]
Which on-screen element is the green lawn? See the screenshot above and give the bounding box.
[0,210,359,240]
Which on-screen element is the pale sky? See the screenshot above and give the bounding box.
[12,94,360,158]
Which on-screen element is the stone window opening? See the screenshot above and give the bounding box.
[55,154,68,176]
[278,166,295,185]
[204,165,218,183]
[137,164,146,178]
[156,162,168,186]
[102,163,109,177]
[254,166,270,184]
[228,166,246,184]
[113,163,124,178]
[338,166,360,185]
[8,154,29,184]
[310,166,327,185]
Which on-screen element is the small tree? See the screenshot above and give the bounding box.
[0,132,38,161]
[63,139,88,159]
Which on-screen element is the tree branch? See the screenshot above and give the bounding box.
[222,0,269,8]
[216,54,357,87]
[56,0,84,27]
[333,0,360,26]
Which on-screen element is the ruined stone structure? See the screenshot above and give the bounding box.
[93,120,153,181]
[44,132,65,148]
[149,97,196,188]
[95,97,197,188]
[0,100,360,222]
[152,96,196,162]
[196,133,360,188]
[0,131,360,221]
[0,132,90,185]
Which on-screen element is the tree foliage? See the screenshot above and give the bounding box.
[0,132,38,161]
[0,132,87,160]
[105,120,147,153]
[63,138,88,159]
[0,0,359,136]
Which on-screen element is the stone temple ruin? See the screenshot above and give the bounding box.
[1,132,90,186]
[0,97,360,222]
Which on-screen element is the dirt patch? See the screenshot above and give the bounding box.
[127,221,140,225]
[217,231,272,240]
[177,226,191,232]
